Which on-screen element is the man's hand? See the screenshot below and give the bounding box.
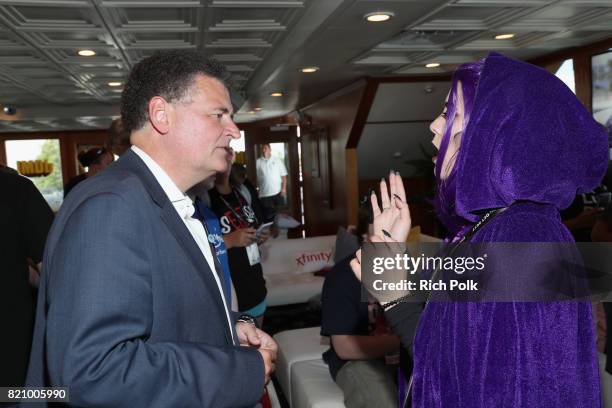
[236,322,278,384]
[257,329,277,384]
[258,348,276,384]
[236,321,261,347]
[257,228,270,244]
[281,175,287,199]
[223,228,257,248]
[27,260,42,288]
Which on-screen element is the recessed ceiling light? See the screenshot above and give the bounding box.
[301,66,319,73]
[270,92,284,97]
[254,107,263,111]
[108,81,122,87]
[248,111,256,114]
[364,12,394,23]
[426,62,441,68]
[78,49,96,57]
[495,33,515,40]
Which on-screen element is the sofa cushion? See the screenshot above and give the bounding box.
[291,359,345,408]
[265,273,324,307]
[273,326,330,403]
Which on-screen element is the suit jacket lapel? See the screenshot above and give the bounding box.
[118,151,234,345]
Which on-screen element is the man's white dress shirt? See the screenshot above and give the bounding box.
[131,146,235,340]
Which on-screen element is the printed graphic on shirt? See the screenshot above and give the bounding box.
[219,203,257,233]
[207,232,227,257]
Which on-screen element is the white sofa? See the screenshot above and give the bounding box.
[259,232,442,307]
[259,235,336,307]
[291,359,345,408]
[273,326,344,408]
[600,352,612,407]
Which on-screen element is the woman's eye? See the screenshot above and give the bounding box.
[441,111,447,118]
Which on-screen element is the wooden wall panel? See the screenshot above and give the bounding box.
[301,84,366,236]
[345,148,359,228]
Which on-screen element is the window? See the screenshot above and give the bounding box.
[230,130,246,152]
[592,50,612,158]
[554,59,575,94]
[5,139,64,211]
[592,51,612,138]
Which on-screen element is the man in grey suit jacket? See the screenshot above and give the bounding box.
[24,50,276,407]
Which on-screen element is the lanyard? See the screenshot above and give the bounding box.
[426,207,508,297]
[218,188,258,227]
[454,207,507,245]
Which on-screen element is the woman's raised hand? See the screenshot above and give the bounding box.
[372,171,411,243]
[350,171,411,285]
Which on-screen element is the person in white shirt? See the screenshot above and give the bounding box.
[256,143,288,223]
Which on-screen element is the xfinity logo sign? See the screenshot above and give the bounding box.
[295,251,332,266]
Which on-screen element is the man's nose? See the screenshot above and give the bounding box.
[226,120,241,139]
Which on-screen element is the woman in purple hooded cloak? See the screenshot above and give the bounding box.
[351,52,608,407]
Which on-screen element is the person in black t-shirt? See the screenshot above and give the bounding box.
[209,154,270,326]
[0,171,54,395]
[560,193,605,242]
[320,201,400,408]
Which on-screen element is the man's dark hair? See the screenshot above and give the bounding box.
[230,162,247,187]
[106,118,130,148]
[121,50,230,132]
[78,147,109,167]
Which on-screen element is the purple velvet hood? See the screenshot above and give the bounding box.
[414,53,606,407]
[452,52,608,223]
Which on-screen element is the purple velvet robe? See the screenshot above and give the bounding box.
[412,53,608,407]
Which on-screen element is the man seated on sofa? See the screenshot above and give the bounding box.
[320,201,400,408]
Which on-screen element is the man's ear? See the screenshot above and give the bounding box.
[148,96,170,134]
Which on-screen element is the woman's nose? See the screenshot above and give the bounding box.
[430,117,444,148]
[430,116,444,133]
